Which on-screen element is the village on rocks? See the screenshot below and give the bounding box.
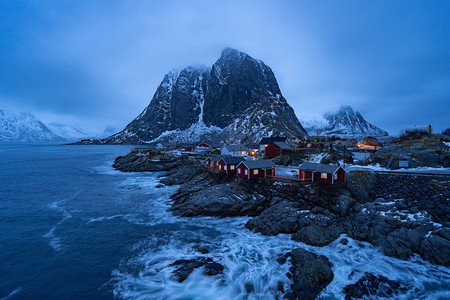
[112,129,450,299]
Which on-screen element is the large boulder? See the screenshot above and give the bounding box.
[419,235,450,266]
[344,272,410,299]
[170,180,266,217]
[288,248,334,300]
[292,224,344,246]
[168,257,224,282]
[113,152,179,172]
[245,201,308,235]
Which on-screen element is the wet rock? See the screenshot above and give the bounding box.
[336,195,354,217]
[343,272,410,299]
[169,257,224,282]
[192,244,209,254]
[170,178,265,217]
[292,224,343,246]
[340,238,348,245]
[160,166,203,185]
[419,235,450,266]
[113,152,180,172]
[245,201,308,235]
[288,248,333,300]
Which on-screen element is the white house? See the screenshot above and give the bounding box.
[221,144,249,156]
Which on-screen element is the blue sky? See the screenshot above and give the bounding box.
[0,0,449,135]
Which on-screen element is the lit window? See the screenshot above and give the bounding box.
[245,169,248,175]
[333,173,337,180]
[321,173,327,179]
[230,165,235,170]
[253,169,259,175]
[238,168,241,174]
[219,165,222,170]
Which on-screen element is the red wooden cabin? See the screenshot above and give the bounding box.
[236,160,276,179]
[204,155,222,168]
[197,142,211,150]
[217,156,245,174]
[298,162,345,184]
[265,142,293,158]
[181,144,196,151]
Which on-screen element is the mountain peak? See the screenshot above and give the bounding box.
[0,110,64,143]
[303,105,388,138]
[220,47,246,59]
[337,105,354,114]
[100,49,307,144]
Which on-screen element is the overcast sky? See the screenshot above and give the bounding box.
[1,0,449,135]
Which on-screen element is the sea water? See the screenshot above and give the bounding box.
[0,144,449,299]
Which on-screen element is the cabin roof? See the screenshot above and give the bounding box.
[219,156,246,164]
[259,137,287,145]
[240,159,276,170]
[207,155,224,162]
[224,144,249,151]
[246,144,259,150]
[299,162,342,174]
[272,141,291,149]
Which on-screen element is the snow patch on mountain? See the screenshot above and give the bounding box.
[98,48,308,144]
[46,123,90,141]
[0,110,64,143]
[302,106,388,138]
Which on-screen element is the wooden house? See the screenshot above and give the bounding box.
[221,144,249,156]
[204,155,223,168]
[196,142,211,150]
[258,137,287,152]
[181,144,196,151]
[132,147,160,156]
[236,160,276,179]
[265,142,293,158]
[298,162,345,184]
[217,156,245,173]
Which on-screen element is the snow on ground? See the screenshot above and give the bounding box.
[346,164,450,174]
[306,152,327,163]
[276,166,298,177]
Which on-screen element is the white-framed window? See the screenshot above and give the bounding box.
[321,172,327,179]
[230,165,235,170]
[333,173,338,180]
[244,169,248,175]
[238,168,241,174]
[219,165,222,170]
[253,169,259,175]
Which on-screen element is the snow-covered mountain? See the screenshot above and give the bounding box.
[302,106,388,138]
[0,110,64,143]
[46,122,90,141]
[101,48,308,144]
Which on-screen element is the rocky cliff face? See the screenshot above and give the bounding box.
[302,106,388,138]
[103,48,307,144]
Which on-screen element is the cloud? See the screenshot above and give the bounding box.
[0,0,449,135]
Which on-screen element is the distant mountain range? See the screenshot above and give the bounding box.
[0,110,64,143]
[0,110,117,143]
[1,50,388,144]
[46,122,91,141]
[100,48,308,144]
[301,105,388,138]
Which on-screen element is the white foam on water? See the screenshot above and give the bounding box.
[85,214,131,224]
[43,200,73,251]
[309,236,450,299]
[107,164,450,299]
[0,287,22,300]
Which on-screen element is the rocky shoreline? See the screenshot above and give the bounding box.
[113,153,450,299]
